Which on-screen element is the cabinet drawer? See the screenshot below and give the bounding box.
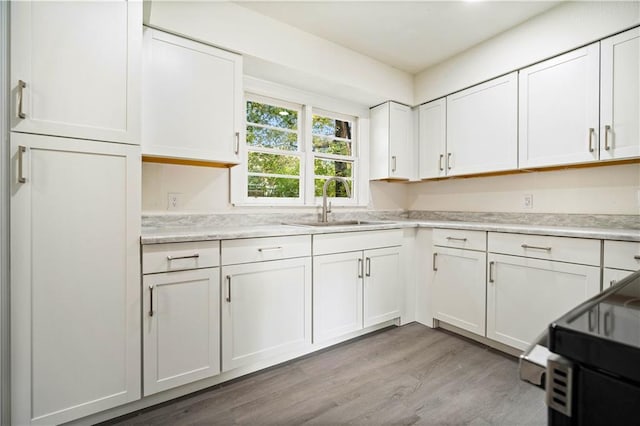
[433,229,486,251]
[604,240,640,271]
[488,232,600,266]
[222,235,311,265]
[143,241,220,274]
[313,229,403,256]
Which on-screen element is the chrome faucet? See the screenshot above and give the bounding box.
[321,177,351,222]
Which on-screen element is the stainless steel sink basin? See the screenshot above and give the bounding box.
[285,220,386,227]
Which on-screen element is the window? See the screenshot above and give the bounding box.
[237,94,360,206]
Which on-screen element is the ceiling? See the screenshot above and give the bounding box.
[235,1,562,74]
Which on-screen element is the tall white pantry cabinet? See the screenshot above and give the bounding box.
[9,1,142,425]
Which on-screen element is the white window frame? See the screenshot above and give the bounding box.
[232,88,367,207]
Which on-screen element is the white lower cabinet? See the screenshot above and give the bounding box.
[142,268,220,396]
[603,268,635,289]
[363,247,402,327]
[431,247,487,336]
[221,257,312,372]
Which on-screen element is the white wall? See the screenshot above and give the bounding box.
[414,1,640,103]
[407,164,640,215]
[145,1,413,107]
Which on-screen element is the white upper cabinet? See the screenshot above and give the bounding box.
[10,1,141,144]
[600,27,640,160]
[142,28,242,164]
[418,98,446,179]
[519,43,600,168]
[445,72,518,176]
[370,101,413,180]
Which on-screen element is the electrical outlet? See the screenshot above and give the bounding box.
[523,194,533,209]
[167,192,182,210]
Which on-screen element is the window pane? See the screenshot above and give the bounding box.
[314,158,352,178]
[312,136,352,155]
[247,101,298,130]
[248,126,298,151]
[248,152,300,175]
[312,115,352,139]
[248,176,300,198]
[314,179,352,198]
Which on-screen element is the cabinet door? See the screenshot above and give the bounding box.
[487,254,600,351]
[313,251,363,343]
[519,43,600,168]
[418,98,446,179]
[142,28,242,164]
[603,268,634,290]
[432,247,486,336]
[143,268,220,396]
[389,102,412,179]
[11,1,141,144]
[446,72,518,176]
[601,27,640,160]
[364,247,401,327]
[221,257,311,371]
[10,133,141,425]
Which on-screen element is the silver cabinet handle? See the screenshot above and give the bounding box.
[447,153,452,170]
[357,258,363,278]
[446,237,467,242]
[433,252,438,271]
[438,154,444,171]
[604,310,613,336]
[18,145,27,183]
[633,255,640,260]
[588,128,595,153]
[226,275,231,302]
[391,156,397,173]
[167,253,199,261]
[489,261,495,283]
[521,244,551,252]
[18,80,26,119]
[365,257,371,277]
[604,125,611,151]
[148,285,154,317]
[258,246,282,252]
[235,131,240,155]
[610,280,617,287]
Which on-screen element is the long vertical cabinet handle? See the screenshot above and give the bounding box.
[438,154,444,171]
[18,80,26,119]
[432,253,438,271]
[365,257,371,277]
[234,132,240,155]
[357,258,363,278]
[225,275,231,302]
[588,128,595,152]
[148,285,154,317]
[604,125,611,151]
[489,261,495,283]
[391,156,397,173]
[18,145,27,183]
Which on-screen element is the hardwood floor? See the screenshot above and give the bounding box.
[106,323,546,425]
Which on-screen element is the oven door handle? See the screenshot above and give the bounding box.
[518,330,551,389]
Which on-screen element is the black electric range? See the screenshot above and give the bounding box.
[547,269,640,425]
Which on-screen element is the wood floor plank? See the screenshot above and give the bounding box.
[105,324,546,426]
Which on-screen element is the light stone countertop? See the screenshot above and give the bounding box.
[141,219,640,244]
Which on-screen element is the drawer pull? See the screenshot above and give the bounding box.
[258,246,283,252]
[167,253,200,261]
[148,285,154,317]
[446,237,467,242]
[521,244,551,252]
[634,255,640,260]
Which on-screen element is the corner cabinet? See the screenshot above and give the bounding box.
[445,72,518,176]
[519,43,600,168]
[220,236,312,372]
[10,0,141,144]
[10,133,141,425]
[600,27,640,160]
[142,28,242,164]
[370,101,413,180]
[142,241,221,396]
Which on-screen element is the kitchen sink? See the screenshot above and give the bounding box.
[285,220,387,227]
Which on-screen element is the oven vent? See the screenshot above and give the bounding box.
[546,354,573,417]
